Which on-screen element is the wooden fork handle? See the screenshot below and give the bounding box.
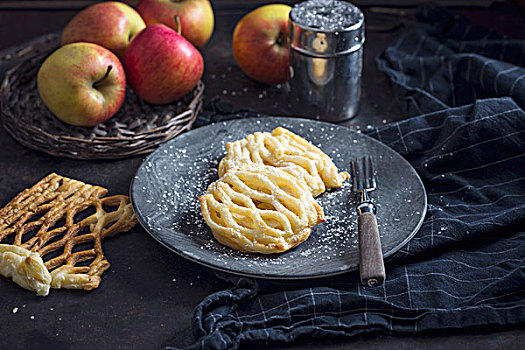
[358,212,386,287]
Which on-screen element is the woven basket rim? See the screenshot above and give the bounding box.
[0,33,205,160]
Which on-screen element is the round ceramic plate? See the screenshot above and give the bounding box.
[131,117,427,279]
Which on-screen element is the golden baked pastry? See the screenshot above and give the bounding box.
[0,173,137,296]
[199,165,325,254]
[218,127,349,197]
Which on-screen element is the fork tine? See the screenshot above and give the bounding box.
[352,156,377,191]
[362,156,369,189]
[356,157,362,189]
[351,158,358,191]
[369,156,377,190]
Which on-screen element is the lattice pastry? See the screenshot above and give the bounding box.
[0,173,137,296]
[218,127,350,197]
[199,165,325,254]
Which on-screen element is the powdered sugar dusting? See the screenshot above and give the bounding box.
[132,117,426,278]
[292,0,363,31]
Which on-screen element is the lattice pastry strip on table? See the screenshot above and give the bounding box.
[218,127,350,197]
[199,165,325,254]
[0,173,137,296]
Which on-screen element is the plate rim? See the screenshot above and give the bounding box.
[130,116,427,280]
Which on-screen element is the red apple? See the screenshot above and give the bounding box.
[123,24,203,105]
[232,4,291,85]
[136,0,214,48]
[61,1,146,59]
[37,43,126,127]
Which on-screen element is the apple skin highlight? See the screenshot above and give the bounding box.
[123,24,204,105]
[232,4,291,85]
[61,1,145,60]
[37,43,126,127]
[136,0,214,48]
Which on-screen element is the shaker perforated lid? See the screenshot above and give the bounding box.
[290,0,365,57]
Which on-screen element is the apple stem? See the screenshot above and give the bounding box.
[276,31,286,46]
[93,65,113,88]
[174,15,182,35]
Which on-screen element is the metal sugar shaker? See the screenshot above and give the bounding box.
[288,4,365,122]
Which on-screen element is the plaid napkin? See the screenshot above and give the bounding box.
[171,8,525,350]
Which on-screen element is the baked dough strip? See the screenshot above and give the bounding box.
[0,173,136,296]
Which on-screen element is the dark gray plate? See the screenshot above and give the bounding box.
[131,117,427,279]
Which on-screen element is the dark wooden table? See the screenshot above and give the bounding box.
[0,1,523,349]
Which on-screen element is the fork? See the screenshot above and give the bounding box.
[351,156,386,287]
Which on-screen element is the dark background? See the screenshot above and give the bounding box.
[0,1,524,349]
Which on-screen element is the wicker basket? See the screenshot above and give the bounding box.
[0,33,204,160]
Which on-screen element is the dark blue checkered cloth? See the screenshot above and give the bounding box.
[172,8,525,350]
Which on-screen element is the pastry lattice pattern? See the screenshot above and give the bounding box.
[200,166,324,254]
[0,173,136,290]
